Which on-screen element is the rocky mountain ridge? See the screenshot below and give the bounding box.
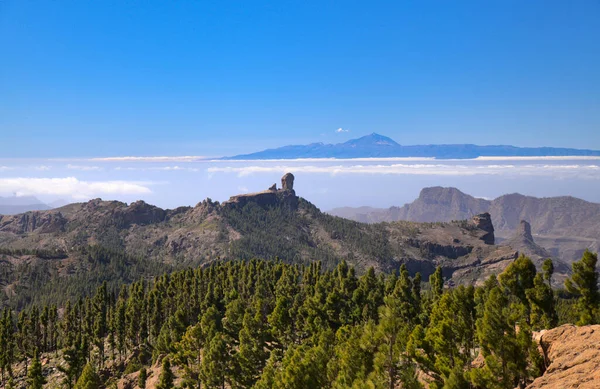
[0,174,536,308]
[329,187,600,265]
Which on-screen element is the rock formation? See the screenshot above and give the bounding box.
[519,219,534,242]
[472,213,494,245]
[0,211,67,234]
[225,173,298,210]
[503,220,569,286]
[281,173,294,191]
[506,220,552,259]
[121,200,167,226]
[527,324,600,388]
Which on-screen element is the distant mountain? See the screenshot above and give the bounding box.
[0,195,51,215]
[328,187,600,265]
[226,133,600,159]
[0,174,528,308]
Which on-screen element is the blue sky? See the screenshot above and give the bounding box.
[1,0,599,158]
[1,1,600,209]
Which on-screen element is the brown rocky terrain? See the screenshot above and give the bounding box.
[0,174,532,307]
[328,187,600,266]
[527,324,600,389]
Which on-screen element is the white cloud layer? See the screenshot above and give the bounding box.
[0,177,152,200]
[473,156,600,161]
[34,165,52,171]
[336,128,349,133]
[113,166,200,172]
[91,156,208,162]
[67,164,103,171]
[207,163,600,178]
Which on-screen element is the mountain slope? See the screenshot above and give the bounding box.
[225,133,600,159]
[0,174,523,309]
[328,187,600,265]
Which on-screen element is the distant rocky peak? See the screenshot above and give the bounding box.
[518,220,534,242]
[419,186,468,201]
[343,133,400,147]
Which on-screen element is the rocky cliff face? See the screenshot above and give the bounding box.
[527,324,600,389]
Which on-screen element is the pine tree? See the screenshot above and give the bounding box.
[92,283,108,368]
[542,259,554,286]
[471,287,531,389]
[201,333,230,388]
[499,255,536,308]
[236,309,268,388]
[174,323,204,386]
[74,363,101,389]
[372,280,417,389]
[526,274,557,330]
[418,290,475,387]
[271,330,333,389]
[157,358,174,389]
[0,308,15,383]
[565,250,599,325]
[327,324,375,388]
[138,367,147,388]
[429,267,444,301]
[27,349,46,389]
[253,349,282,389]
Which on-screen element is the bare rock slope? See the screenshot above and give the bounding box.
[528,324,600,389]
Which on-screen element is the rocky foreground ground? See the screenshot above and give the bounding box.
[527,324,600,389]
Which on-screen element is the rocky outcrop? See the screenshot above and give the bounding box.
[225,173,298,210]
[506,220,553,259]
[0,211,66,234]
[281,173,294,191]
[503,220,570,285]
[472,213,494,245]
[120,201,167,226]
[527,324,600,389]
[519,220,534,242]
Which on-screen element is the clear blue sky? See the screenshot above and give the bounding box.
[1,0,599,157]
